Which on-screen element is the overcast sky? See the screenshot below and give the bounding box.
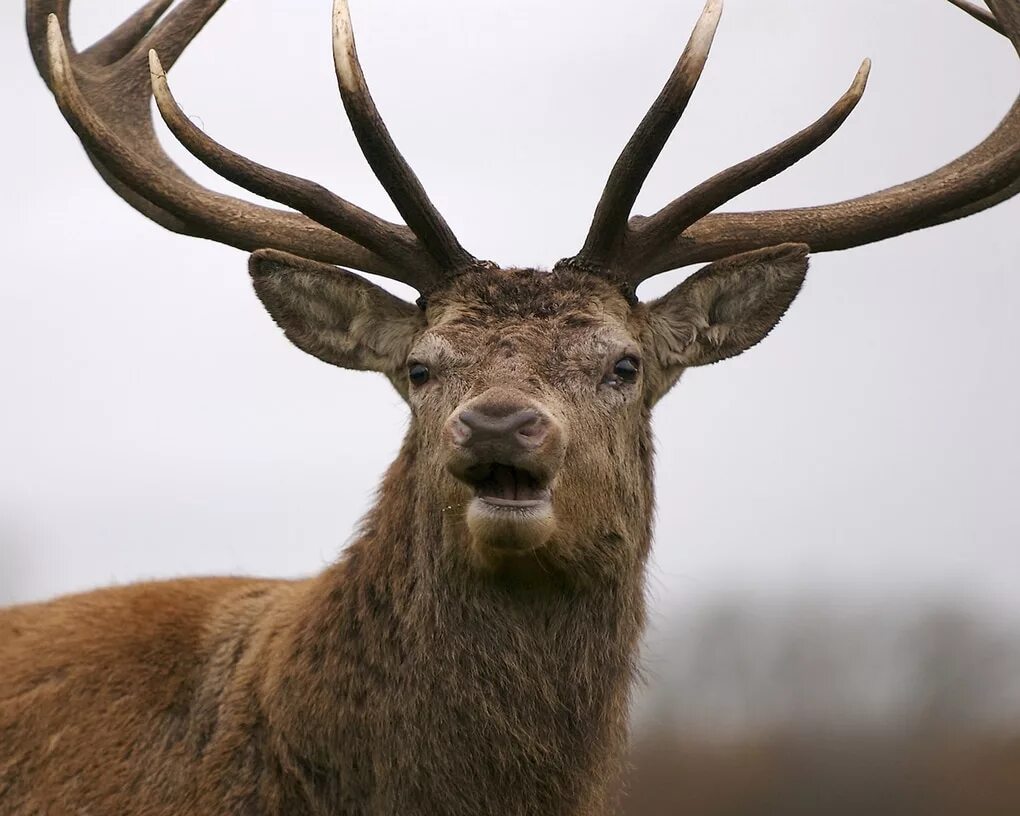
[2,0,1018,622]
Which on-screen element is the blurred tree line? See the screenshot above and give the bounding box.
[621,598,1020,815]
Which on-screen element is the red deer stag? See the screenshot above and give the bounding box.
[4,0,1018,814]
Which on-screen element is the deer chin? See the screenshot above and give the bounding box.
[461,463,556,554]
[466,497,557,554]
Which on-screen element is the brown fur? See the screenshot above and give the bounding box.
[0,247,808,815]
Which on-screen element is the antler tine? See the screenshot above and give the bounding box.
[946,0,1004,34]
[26,1,72,73]
[129,0,227,73]
[565,0,723,275]
[987,0,1020,54]
[79,0,174,67]
[612,0,1020,283]
[148,51,444,291]
[36,8,404,281]
[631,59,872,277]
[26,0,173,71]
[332,0,479,276]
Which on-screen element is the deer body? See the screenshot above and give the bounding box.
[0,473,641,816]
[1,270,654,815]
[1,445,641,816]
[5,0,1018,813]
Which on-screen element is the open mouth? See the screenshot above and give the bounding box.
[462,462,551,509]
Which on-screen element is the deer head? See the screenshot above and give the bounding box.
[27,0,1020,577]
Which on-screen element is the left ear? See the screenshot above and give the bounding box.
[644,243,809,402]
[248,249,426,396]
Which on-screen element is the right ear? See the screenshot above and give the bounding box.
[642,243,810,404]
[249,250,425,394]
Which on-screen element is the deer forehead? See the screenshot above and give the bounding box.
[426,268,632,322]
[415,268,640,373]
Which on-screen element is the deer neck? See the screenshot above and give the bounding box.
[263,431,651,814]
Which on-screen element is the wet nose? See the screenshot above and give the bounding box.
[446,392,566,488]
[452,406,549,452]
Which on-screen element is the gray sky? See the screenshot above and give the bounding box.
[2,0,1018,621]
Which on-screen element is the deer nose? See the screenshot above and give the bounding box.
[445,391,566,490]
[451,406,549,452]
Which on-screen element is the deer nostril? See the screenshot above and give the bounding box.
[457,409,485,434]
[514,413,546,444]
[450,416,473,446]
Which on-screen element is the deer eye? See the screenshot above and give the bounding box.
[408,363,431,386]
[607,356,640,385]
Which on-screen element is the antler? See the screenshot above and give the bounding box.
[562,0,1020,291]
[26,0,478,292]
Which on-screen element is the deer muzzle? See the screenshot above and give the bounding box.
[444,390,565,552]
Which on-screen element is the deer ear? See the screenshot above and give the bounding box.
[249,250,425,390]
[644,243,809,400]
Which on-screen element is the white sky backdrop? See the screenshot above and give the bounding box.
[1,1,1018,625]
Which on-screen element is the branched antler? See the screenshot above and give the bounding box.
[561,0,1020,290]
[28,0,1019,296]
[26,0,480,292]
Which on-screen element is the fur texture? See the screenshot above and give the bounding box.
[0,246,808,815]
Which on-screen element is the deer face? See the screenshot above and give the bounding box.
[250,244,808,572]
[414,268,645,566]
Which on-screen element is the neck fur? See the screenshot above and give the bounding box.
[263,429,650,815]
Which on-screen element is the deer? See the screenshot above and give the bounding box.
[2,0,1018,813]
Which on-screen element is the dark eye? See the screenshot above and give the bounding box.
[609,356,640,385]
[408,363,430,386]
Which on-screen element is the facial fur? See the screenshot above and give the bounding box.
[408,267,656,581]
[249,245,808,582]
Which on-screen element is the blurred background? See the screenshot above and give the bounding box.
[622,598,1020,814]
[2,1,1018,812]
